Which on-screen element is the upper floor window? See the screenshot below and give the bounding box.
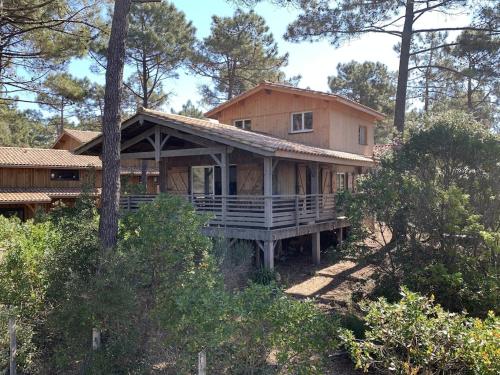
[358,125,368,145]
[50,169,80,181]
[234,119,251,130]
[291,111,313,133]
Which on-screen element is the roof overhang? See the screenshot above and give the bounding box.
[76,110,374,167]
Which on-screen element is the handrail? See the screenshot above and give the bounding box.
[119,193,337,229]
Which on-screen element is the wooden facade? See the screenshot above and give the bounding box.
[78,104,376,270]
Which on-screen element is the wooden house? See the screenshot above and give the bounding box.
[0,147,102,219]
[77,83,383,269]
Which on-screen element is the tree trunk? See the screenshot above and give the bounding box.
[467,62,473,112]
[394,0,414,132]
[99,0,132,251]
[59,99,64,135]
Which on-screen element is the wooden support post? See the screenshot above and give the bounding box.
[159,158,168,193]
[263,240,274,270]
[312,231,321,265]
[338,227,344,247]
[92,328,101,350]
[198,350,206,375]
[221,150,228,226]
[141,160,148,190]
[310,162,319,220]
[264,157,273,228]
[9,313,16,375]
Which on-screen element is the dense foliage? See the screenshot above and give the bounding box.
[0,194,340,373]
[343,111,499,316]
[342,288,500,375]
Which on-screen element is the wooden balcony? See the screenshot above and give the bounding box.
[119,193,337,230]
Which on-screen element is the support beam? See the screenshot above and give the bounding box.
[310,162,319,219]
[121,146,230,160]
[312,231,321,265]
[220,150,228,225]
[337,228,343,247]
[154,126,161,162]
[263,240,274,270]
[120,127,156,151]
[263,157,273,228]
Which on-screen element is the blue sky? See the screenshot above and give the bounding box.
[23,0,470,115]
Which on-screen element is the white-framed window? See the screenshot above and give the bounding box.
[234,119,251,130]
[358,125,368,145]
[290,111,313,133]
[336,172,347,191]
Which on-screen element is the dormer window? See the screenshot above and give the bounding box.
[234,119,251,130]
[291,111,313,133]
[359,125,368,145]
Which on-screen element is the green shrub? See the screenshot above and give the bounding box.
[251,267,278,285]
[342,287,500,374]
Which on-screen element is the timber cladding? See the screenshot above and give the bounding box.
[0,167,102,188]
[211,88,375,157]
[215,90,332,149]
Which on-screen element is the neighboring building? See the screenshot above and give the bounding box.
[77,83,383,269]
[0,147,101,219]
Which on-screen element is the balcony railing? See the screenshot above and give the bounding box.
[119,194,337,230]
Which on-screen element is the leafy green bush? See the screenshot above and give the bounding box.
[342,287,500,374]
[343,111,500,316]
[251,266,278,285]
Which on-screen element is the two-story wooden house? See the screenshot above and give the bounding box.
[77,82,383,269]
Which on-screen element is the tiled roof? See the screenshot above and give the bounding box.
[0,187,100,204]
[138,108,374,164]
[0,147,102,169]
[64,129,101,144]
[205,81,385,120]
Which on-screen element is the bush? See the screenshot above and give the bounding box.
[343,111,500,316]
[342,287,500,374]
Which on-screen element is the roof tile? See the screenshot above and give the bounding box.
[0,147,102,169]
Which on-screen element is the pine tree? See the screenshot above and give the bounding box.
[37,73,90,135]
[235,0,499,132]
[124,2,196,109]
[191,9,289,106]
[171,100,204,118]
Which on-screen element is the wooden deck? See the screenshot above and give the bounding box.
[120,193,338,230]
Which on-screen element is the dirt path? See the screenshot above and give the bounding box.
[277,255,376,311]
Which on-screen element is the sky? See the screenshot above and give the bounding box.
[21,0,471,115]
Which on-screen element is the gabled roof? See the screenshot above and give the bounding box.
[0,147,102,169]
[77,108,374,166]
[64,129,101,144]
[204,81,386,120]
[52,128,101,149]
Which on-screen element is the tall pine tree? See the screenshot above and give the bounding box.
[191,9,290,106]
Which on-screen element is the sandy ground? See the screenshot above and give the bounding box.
[276,252,379,374]
[278,255,376,312]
